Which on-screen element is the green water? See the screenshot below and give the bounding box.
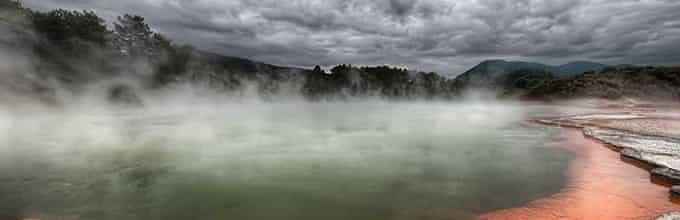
[0,102,572,220]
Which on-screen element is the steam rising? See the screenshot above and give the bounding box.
[0,97,572,220]
[0,6,572,220]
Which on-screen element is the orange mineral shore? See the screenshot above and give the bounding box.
[479,129,679,220]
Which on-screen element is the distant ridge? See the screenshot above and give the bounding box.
[555,61,608,77]
[459,60,608,79]
[526,66,680,100]
[453,60,608,89]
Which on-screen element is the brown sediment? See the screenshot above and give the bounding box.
[479,129,680,220]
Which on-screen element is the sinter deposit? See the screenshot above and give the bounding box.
[539,112,680,186]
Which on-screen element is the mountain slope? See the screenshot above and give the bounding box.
[452,60,609,93]
[453,60,553,88]
[526,66,680,100]
[555,61,608,77]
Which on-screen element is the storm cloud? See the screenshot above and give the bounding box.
[22,0,680,76]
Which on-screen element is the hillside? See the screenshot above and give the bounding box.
[452,60,608,91]
[454,60,552,88]
[2,1,679,103]
[526,66,680,100]
[555,61,608,77]
[0,2,458,103]
[452,60,680,101]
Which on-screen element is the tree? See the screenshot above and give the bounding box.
[313,65,323,74]
[0,0,22,10]
[153,44,193,86]
[29,8,110,81]
[31,9,109,48]
[0,0,31,30]
[113,14,160,57]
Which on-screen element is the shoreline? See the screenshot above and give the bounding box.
[480,104,680,220]
[479,127,679,219]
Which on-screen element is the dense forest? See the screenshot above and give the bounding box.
[1,0,679,104]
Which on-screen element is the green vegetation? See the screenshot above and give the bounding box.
[0,1,462,101]
[32,9,108,47]
[1,1,678,102]
[303,64,455,100]
[527,66,680,100]
[1,1,190,102]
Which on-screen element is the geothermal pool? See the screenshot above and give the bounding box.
[0,102,573,220]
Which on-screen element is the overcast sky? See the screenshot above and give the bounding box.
[22,0,680,76]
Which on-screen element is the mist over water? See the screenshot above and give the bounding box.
[0,99,572,220]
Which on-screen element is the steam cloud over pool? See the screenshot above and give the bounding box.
[0,100,571,220]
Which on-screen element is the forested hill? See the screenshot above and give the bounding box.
[452,61,680,101]
[0,1,459,104]
[526,66,680,100]
[452,60,608,90]
[1,0,679,104]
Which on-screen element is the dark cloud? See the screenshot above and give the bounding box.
[385,0,418,17]
[22,0,680,76]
